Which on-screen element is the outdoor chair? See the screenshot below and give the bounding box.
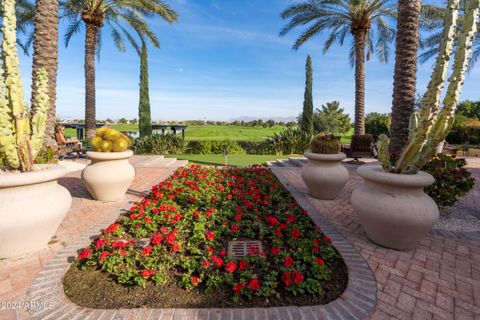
[55,133,87,160]
[344,134,374,163]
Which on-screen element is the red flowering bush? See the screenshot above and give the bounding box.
[78,165,338,302]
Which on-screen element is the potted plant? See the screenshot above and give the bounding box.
[301,133,349,199]
[81,128,135,201]
[0,0,72,258]
[351,0,479,250]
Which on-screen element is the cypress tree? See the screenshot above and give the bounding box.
[301,55,314,136]
[138,42,152,137]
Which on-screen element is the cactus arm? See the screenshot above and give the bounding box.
[377,134,391,171]
[0,69,19,168]
[394,0,460,173]
[410,0,480,172]
[29,68,50,159]
[408,112,420,139]
[2,0,32,171]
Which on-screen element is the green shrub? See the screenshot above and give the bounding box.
[423,154,475,209]
[34,146,58,164]
[264,128,310,155]
[135,134,186,154]
[365,112,390,139]
[238,141,275,155]
[185,140,244,154]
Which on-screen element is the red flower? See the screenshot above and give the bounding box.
[160,227,168,234]
[234,215,242,221]
[143,247,153,256]
[292,271,304,285]
[95,238,108,249]
[99,251,110,261]
[175,213,183,220]
[142,269,155,278]
[145,217,152,224]
[205,231,215,241]
[79,249,92,260]
[230,224,240,232]
[274,229,282,237]
[322,235,331,243]
[188,197,196,203]
[227,194,233,199]
[225,262,237,273]
[202,261,210,268]
[210,255,224,267]
[233,282,246,296]
[239,260,248,271]
[249,279,260,291]
[285,215,297,223]
[151,232,163,245]
[271,248,281,256]
[104,223,120,234]
[192,276,199,286]
[315,257,324,265]
[219,249,227,257]
[265,216,279,226]
[171,243,181,252]
[291,229,301,238]
[193,211,200,217]
[281,271,291,286]
[165,231,177,244]
[284,256,294,268]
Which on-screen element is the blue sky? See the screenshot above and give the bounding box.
[18,0,480,122]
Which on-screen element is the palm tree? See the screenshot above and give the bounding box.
[31,0,59,147]
[280,0,396,135]
[388,0,421,153]
[61,0,178,138]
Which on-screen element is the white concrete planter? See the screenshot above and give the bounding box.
[82,150,135,201]
[0,165,71,258]
[351,165,439,250]
[301,152,349,200]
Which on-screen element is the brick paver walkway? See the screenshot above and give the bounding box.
[1,157,479,320]
[273,157,480,320]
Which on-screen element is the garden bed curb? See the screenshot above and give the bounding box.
[25,167,377,320]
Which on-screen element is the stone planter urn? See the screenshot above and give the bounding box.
[82,150,135,201]
[351,165,439,250]
[0,165,72,258]
[301,152,349,200]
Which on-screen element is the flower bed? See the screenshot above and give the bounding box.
[64,166,347,308]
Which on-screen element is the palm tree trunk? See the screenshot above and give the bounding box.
[30,0,59,147]
[389,0,421,154]
[85,23,98,139]
[353,31,367,135]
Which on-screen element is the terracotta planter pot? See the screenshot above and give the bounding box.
[82,150,135,201]
[351,165,439,250]
[301,152,349,200]
[0,165,71,258]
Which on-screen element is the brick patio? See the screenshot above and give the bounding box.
[0,157,479,319]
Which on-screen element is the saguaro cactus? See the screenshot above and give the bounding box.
[379,0,480,174]
[0,0,50,172]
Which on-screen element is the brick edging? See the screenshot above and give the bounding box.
[25,167,377,320]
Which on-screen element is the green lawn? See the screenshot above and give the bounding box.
[165,154,300,167]
[65,124,354,146]
[65,124,286,141]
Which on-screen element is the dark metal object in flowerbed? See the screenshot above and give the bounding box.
[63,166,348,308]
